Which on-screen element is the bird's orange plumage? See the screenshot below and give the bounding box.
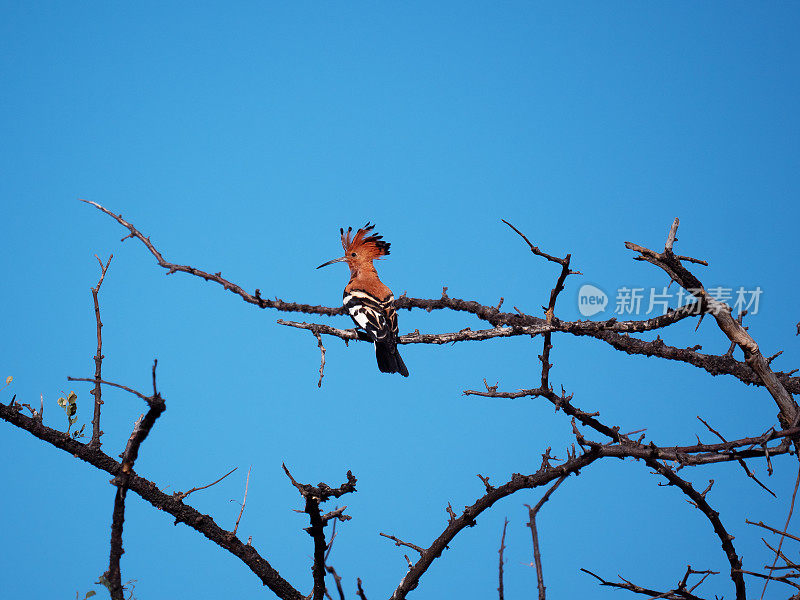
[318,223,408,376]
[339,224,393,299]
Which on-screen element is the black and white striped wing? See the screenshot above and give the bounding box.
[343,290,396,342]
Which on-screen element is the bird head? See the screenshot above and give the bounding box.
[317,222,391,273]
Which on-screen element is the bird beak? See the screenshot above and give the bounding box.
[316,256,347,269]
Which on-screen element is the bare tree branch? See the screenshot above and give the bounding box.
[82,200,800,394]
[312,331,327,388]
[89,254,112,449]
[6,204,787,600]
[103,361,166,600]
[696,416,775,496]
[498,518,508,600]
[525,476,567,600]
[283,464,357,600]
[645,457,745,599]
[625,218,799,429]
[389,451,600,600]
[379,532,424,554]
[175,467,238,501]
[761,462,800,599]
[581,566,710,600]
[746,520,800,544]
[0,398,305,600]
[68,376,153,403]
[232,466,252,536]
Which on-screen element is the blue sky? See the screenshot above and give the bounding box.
[2,3,800,599]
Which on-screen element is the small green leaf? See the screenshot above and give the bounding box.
[85,592,96,599]
[67,403,77,417]
[57,397,67,408]
[67,391,77,404]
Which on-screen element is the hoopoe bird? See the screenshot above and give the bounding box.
[317,223,409,377]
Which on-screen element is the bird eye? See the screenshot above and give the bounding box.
[351,252,356,257]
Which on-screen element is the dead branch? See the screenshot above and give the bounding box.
[175,467,238,501]
[696,416,775,496]
[388,451,600,600]
[105,360,166,600]
[645,458,745,599]
[498,518,508,600]
[525,476,567,600]
[283,464,357,600]
[0,398,304,600]
[380,532,424,554]
[313,331,327,388]
[89,254,112,449]
[760,462,800,599]
[625,218,799,430]
[581,566,709,600]
[232,466,252,536]
[82,200,800,395]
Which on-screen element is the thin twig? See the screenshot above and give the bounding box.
[89,254,112,449]
[68,377,152,403]
[232,466,251,536]
[525,475,567,600]
[176,467,238,501]
[761,461,800,599]
[696,416,775,496]
[313,331,326,388]
[580,567,708,600]
[626,218,800,432]
[325,565,345,600]
[380,532,424,554]
[646,458,745,599]
[498,518,508,600]
[746,520,800,544]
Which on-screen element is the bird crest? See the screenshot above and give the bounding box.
[340,222,391,260]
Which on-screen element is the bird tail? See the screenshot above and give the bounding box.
[375,341,409,377]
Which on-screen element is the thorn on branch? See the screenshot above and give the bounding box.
[540,447,557,470]
[767,350,784,365]
[446,503,457,523]
[477,473,495,492]
[700,480,714,498]
[320,506,351,527]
